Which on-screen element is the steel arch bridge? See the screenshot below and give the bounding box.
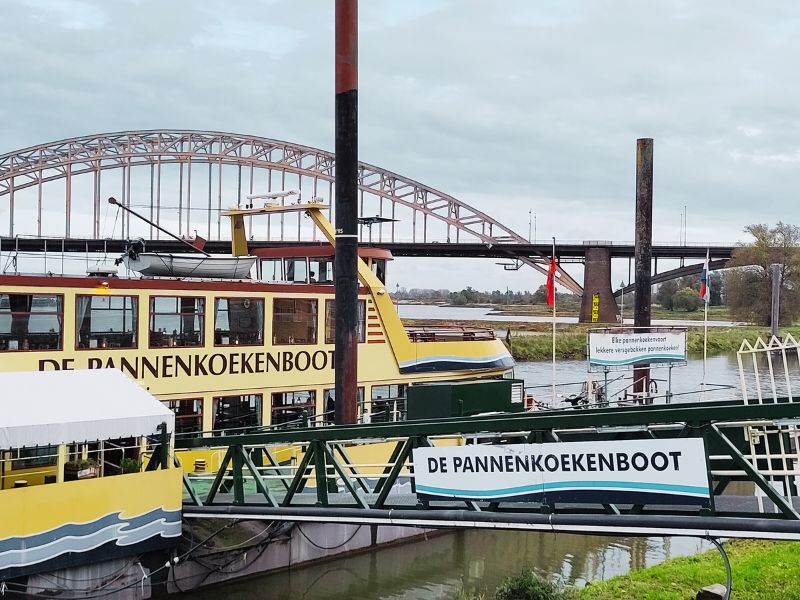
[0,130,582,294]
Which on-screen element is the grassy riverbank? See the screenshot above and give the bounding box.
[402,316,800,361]
[492,305,732,322]
[579,539,800,600]
[504,326,800,361]
[455,540,800,600]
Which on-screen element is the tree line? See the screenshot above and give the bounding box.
[395,285,580,309]
[396,223,800,326]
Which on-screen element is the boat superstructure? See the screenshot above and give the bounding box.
[0,200,513,487]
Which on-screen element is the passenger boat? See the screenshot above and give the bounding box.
[0,199,514,486]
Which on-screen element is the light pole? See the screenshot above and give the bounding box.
[528,210,532,243]
[683,204,689,246]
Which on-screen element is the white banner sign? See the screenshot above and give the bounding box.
[414,439,709,506]
[588,331,686,368]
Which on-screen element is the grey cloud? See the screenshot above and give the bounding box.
[1,0,799,289]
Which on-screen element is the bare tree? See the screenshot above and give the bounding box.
[725,222,800,325]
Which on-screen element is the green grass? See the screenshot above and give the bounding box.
[503,326,800,361]
[452,537,800,600]
[641,305,732,322]
[505,331,587,361]
[579,540,800,600]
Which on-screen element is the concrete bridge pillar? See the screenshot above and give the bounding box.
[579,247,620,324]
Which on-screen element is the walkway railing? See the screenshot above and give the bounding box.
[406,326,496,342]
[178,399,800,539]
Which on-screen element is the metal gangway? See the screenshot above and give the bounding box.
[177,396,800,541]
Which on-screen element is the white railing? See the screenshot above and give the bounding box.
[737,334,800,404]
[737,334,800,512]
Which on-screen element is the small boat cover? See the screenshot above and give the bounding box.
[0,369,174,449]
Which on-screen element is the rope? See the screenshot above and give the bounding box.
[295,523,363,550]
[705,537,732,599]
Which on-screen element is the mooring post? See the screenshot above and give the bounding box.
[334,0,359,425]
[633,138,653,394]
[771,263,782,338]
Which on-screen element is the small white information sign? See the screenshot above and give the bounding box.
[414,438,709,506]
[588,331,686,369]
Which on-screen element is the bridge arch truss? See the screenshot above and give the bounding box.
[0,130,582,293]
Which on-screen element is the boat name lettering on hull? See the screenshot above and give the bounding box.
[37,350,335,379]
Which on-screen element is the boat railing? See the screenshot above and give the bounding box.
[174,401,413,442]
[524,375,737,412]
[405,326,496,342]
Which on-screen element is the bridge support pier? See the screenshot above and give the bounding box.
[579,247,620,324]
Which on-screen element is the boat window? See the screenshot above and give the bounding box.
[271,390,316,427]
[371,259,387,284]
[0,293,62,352]
[272,298,318,344]
[321,387,364,424]
[284,258,309,283]
[370,384,408,422]
[76,295,137,349]
[324,299,366,344]
[163,398,203,436]
[214,298,264,346]
[309,258,333,284]
[212,394,262,436]
[149,297,204,348]
[99,437,141,477]
[9,445,58,471]
[260,259,283,282]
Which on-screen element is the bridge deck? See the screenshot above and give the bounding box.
[0,237,734,260]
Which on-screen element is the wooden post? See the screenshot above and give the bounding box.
[334,0,359,425]
[771,263,782,338]
[634,138,653,394]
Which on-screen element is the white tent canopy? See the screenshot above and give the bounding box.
[0,369,174,449]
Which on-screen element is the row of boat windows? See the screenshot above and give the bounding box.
[259,257,387,285]
[0,293,366,352]
[4,384,408,471]
[5,439,139,474]
[167,384,408,435]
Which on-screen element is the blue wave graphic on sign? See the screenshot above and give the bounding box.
[416,480,709,498]
[590,354,684,365]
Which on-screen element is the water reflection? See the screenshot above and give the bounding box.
[515,352,800,405]
[182,530,711,600]
[397,304,737,328]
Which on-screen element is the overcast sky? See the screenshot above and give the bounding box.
[1,0,798,291]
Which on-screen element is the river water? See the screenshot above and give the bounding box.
[515,354,744,405]
[184,530,711,599]
[397,303,738,328]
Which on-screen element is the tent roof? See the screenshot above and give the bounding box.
[0,369,174,449]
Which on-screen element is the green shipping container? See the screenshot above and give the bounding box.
[406,378,526,420]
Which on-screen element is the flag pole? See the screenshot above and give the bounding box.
[552,237,557,404]
[702,248,709,398]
